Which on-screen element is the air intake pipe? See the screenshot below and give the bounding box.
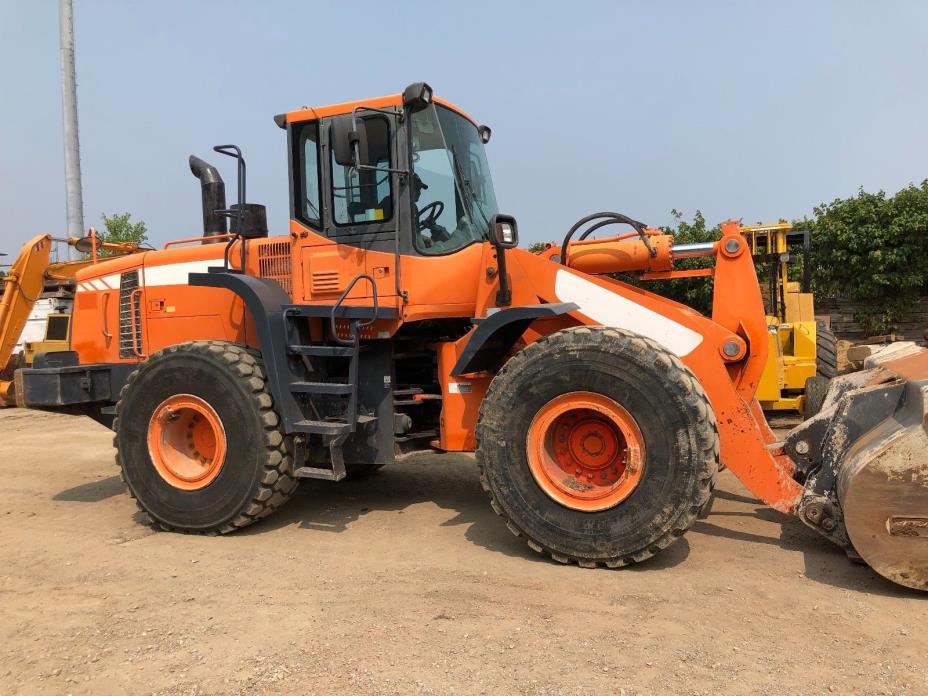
[188,155,227,241]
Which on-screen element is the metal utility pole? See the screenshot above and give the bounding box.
[59,0,84,249]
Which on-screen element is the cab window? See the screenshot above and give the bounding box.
[331,117,393,226]
[292,121,322,229]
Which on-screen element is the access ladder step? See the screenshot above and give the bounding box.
[292,419,353,436]
[292,414,376,436]
[290,381,353,395]
[293,466,347,482]
[287,345,356,357]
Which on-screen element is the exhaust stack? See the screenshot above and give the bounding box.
[188,155,227,240]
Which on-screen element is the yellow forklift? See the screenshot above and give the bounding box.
[742,222,837,413]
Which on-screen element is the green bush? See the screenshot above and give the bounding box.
[800,180,928,335]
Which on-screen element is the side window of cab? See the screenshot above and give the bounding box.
[291,121,322,229]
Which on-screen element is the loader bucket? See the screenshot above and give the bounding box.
[784,344,928,590]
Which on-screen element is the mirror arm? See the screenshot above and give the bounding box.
[351,163,409,177]
[495,244,512,307]
[346,105,409,177]
[351,105,406,123]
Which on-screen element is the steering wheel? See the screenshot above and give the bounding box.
[417,201,445,231]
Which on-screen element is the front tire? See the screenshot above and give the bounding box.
[476,326,719,568]
[114,341,298,534]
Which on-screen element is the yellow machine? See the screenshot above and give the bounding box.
[742,222,836,413]
[0,232,141,404]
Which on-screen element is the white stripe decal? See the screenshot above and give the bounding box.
[143,260,217,287]
[89,279,107,291]
[99,273,120,289]
[554,270,703,357]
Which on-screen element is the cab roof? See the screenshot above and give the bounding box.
[276,93,477,128]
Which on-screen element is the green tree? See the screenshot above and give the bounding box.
[800,181,928,334]
[98,212,148,251]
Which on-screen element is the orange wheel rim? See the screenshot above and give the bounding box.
[147,394,227,491]
[526,391,645,512]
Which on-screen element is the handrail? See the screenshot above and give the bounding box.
[101,292,112,340]
[128,289,146,357]
[164,233,236,249]
[330,274,379,346]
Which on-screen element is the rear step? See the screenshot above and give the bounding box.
[293,465,346,481]
[293,420,352,436]
[292,414,376,436]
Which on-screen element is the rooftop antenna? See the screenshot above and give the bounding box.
[59,0,84,260]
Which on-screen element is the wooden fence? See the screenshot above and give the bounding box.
[816,297,928,342]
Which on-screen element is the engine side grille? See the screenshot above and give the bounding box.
[118,271,142,358]
[256,240,293,297]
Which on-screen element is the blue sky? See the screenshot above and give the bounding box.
[2,0,927,252]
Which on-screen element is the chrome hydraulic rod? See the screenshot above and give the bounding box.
[672,242,716,259]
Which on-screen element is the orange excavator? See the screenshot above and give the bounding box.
[8,83,928,590]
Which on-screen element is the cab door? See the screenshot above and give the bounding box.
[292,115,399,305]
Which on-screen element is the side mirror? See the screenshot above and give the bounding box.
[490,214,518,249]
[73,235,96,254]
[331,114,370,167]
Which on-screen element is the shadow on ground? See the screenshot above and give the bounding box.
[48,457,922,596]
[692,488,921,598]
[53,474,124,503]
[239,453,694,571]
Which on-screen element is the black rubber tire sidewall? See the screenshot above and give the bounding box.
[803,375,830,418]
[477,328,716,563]
[816,321,838,379]
[117,349,272,532]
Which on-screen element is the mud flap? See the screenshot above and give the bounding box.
[784,344,928,590]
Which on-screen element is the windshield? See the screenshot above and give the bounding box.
[410,104,499,254]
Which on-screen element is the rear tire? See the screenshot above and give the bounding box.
[816,320,838,379]
[803,375,830,418]
[476,326,719,568]
[114,341,298,534]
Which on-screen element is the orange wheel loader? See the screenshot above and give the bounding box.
[9,83,928,589]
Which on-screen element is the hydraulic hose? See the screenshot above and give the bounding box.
[560,212,651,264]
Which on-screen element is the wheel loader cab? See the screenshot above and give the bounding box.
[285,90,499,272]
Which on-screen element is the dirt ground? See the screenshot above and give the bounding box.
[1,409,926,696]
